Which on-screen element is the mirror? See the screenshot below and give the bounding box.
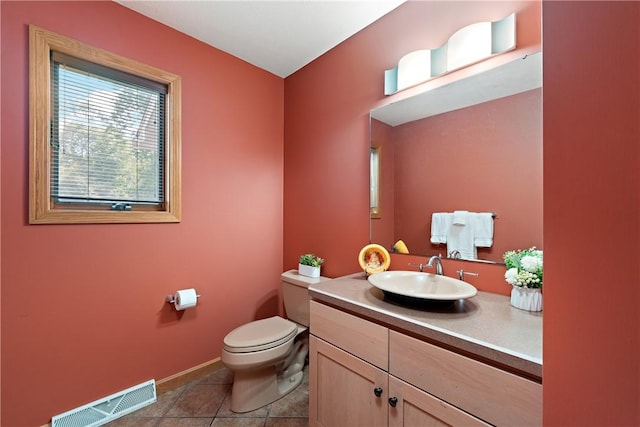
[370,52,542,264]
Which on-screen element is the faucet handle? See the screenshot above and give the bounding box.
[407,262,424,272]
[457,269,479,281]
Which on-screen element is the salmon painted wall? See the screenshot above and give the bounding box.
[542,2,640,425]
[1,2,284,425]
[284,0,541,278]
[390,89,542,262]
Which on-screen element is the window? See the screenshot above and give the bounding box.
[29,25,181,224]
[370,146,381,219]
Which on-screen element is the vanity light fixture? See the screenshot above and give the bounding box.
[385,13,516,95]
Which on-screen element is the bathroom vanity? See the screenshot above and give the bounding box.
[308,273,542,427]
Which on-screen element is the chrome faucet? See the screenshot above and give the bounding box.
[426,255,443,275]
[448,250,461,259]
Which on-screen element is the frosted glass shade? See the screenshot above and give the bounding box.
[385,13,516,94]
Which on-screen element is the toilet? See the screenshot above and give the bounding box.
[221,270,327,413]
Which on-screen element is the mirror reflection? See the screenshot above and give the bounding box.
[370,53,542,263]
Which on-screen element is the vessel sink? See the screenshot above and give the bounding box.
[367,271,477,301]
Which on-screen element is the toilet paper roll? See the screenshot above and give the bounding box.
[174,288,198,311]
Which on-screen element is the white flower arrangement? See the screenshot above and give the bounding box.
[503,247,543,289]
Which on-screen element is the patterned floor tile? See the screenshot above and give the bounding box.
[210,417,266,427]
[165,384,229,417]
[215,393,270,418]
[265,417,308,427]
[156,417,214,426]
[107,364,307,426]
[105,416,159,426]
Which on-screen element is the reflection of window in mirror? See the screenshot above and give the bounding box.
[370,146,381,219]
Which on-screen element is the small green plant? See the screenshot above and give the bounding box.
[299,253,324,268]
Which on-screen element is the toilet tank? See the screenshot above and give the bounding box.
[281,270,329,327]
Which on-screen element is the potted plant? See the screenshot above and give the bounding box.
[503,247,543,311]
[298,253,324,278]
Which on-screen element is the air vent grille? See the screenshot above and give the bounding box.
[52,380,156,427]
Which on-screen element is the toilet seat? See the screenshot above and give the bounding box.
[223,316,297,353]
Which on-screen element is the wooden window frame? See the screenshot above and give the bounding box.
[370,145,381,219]
[29,25,182,224]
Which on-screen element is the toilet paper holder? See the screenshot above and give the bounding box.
[166,292,201,304]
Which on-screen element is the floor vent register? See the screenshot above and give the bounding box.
[51,379,156,427]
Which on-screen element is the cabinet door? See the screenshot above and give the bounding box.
[310,335,388,427]
[388,376,491,427]
[390,331,542,426]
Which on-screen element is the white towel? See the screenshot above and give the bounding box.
[452,210,468,225]
[474,212,494,247]
[446,221,477,260]
[430,213,451,244]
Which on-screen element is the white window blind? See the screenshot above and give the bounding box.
[51,52,168,209]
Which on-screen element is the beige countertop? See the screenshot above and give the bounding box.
[307,272,542,380]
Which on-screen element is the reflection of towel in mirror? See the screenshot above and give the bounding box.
[452,210,468,225]
[446,222,477,260]
[474,212,494,247]
[430,213,451,244]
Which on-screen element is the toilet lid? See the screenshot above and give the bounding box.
[223,316,297,353]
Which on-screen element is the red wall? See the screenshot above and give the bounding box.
[542,2,640,425]
[1,2,284,425]
[284,1,541,278]
[4,1,638,425]
[389,89,542,261]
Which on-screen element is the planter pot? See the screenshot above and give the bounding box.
[298,263,320,278]
[510,286,543,312]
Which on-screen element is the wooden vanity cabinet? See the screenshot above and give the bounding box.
[388,376,490,427]
[310,336,388,427]
[309,301,541,427]
[309,300,389,427]
[390,331,541,426]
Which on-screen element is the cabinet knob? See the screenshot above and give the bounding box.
[388,396,398,407]
[373,387,383,397]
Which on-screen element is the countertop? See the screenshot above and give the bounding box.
[307,272,542,380]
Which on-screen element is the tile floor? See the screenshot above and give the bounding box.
[107,365,309,427]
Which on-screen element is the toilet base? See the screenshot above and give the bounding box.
[230,338,308,413]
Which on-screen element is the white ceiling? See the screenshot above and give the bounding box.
[116,0,405,78]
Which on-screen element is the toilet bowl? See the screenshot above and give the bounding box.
[221,270,327,413]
